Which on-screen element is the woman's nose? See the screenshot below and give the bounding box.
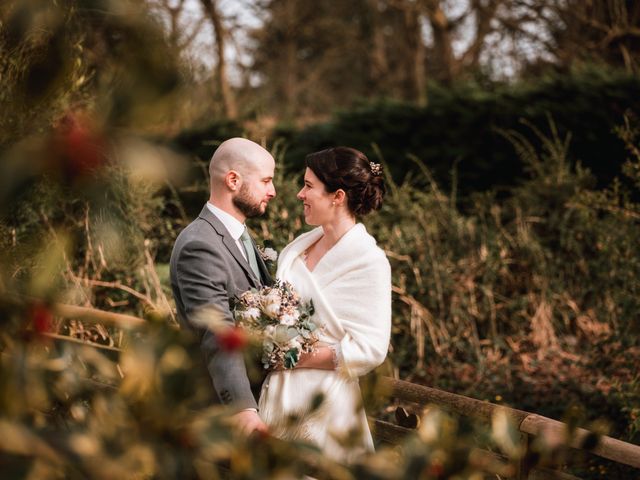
[296,188,304,200]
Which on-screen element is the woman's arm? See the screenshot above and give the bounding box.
[331,255,392,377]
[294,345,339,370]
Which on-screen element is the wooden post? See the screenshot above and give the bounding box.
[517,432,531,480]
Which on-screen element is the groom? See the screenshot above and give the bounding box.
[170,137,276,434]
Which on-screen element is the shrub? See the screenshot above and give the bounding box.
[279,68,640,200]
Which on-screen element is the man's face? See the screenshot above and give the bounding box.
[232,157,276,218]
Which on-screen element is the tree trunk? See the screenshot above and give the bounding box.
[367,0,389,92]
[423,0,455,84]
[459,0,501,70]
[282,0,298,121]
[403,5,427,105]
[413,12,427,106]
[200,0,237,119]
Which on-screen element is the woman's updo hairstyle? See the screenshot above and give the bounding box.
[305,147,385,216]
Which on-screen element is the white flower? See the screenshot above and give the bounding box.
[280,313,298,327]
[274,325,290,343]
[262,293,281,319]
[264,325,276,338]
[243,307,261,322]
[281,306,300,318]
[264,303,279,319]
[261,247,278,262]
[236,307,261,324]
[288,338,302,352]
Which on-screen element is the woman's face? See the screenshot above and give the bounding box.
[296,168,335,226]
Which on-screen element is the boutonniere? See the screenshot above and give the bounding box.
[257,245,278,276]
[257,245,278,263]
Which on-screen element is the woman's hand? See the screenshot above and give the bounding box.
[293,345,337,370]
[270,344,339,371]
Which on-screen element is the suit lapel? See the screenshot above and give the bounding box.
[198,205,261,287]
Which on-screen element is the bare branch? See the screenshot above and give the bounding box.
[177,16,207,51]
[459,0,504,69]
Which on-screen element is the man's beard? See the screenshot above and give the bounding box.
[232,184,265,218]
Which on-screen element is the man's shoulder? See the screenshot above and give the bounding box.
[174,205,224,240]
[171,217,221,258]
[179,216,216,238]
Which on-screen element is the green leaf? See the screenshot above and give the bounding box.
[274,325,289,343]
[284,348,299,369]
[286,327,299,340]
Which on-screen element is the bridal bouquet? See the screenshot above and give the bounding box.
[233,281,318,370]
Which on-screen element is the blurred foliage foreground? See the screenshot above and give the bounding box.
[1,113,639,477]
[1,1,640,478]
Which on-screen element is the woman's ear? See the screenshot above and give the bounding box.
[333,189,346,206]
[225,170,241,191]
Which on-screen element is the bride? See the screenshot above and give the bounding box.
[258,146,392,463]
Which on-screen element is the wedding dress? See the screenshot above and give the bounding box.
[258,224,391,463]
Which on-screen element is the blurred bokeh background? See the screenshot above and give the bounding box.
[1,0,639,478]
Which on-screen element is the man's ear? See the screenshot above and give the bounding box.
[334,189,346,205]
[225,170,241,191]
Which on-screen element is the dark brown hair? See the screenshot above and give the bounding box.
[305,147,385,216]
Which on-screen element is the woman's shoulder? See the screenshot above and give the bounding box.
[366,244,391,274]
[355,224,386,255]
[344,224,390,269]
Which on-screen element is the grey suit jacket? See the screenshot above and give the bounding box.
[169,205,272,410]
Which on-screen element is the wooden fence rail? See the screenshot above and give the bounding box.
[372,377,640,479]
[41,304,640,479]
[52,302,149,330]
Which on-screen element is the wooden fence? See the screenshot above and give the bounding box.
[371,377,640,479]
[37,303,640,478]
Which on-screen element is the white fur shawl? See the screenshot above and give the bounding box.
[276,223,392,377]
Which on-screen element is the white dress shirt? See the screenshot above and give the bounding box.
[206,202,248,261]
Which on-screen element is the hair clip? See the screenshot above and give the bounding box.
[369,162,382,176]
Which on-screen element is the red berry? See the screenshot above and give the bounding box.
[428,461,444,477]
[52,111,106,181]
[217,326,247,351]
[30,303,53,334]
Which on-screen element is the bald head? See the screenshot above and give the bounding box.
[209,138,274,189]
[207,138,276,221]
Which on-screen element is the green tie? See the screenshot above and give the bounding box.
[240,227,261,280]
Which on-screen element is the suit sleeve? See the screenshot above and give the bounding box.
[175,238,258,410]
